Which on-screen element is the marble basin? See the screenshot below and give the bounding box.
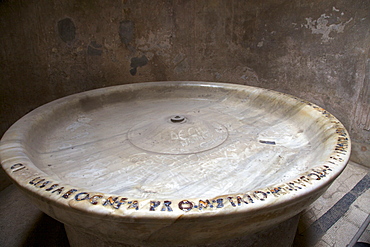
[0,81,350,246]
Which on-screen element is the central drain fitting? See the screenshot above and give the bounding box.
[170,115,186,123]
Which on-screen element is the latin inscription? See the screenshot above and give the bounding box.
[18,164,335,213]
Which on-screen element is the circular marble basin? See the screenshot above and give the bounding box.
[0,81,350,246]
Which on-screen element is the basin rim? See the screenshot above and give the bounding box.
[0,81,351,219]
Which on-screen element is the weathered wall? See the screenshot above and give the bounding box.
[1,0,369,190]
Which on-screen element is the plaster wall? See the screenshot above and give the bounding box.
[0,0,369,190]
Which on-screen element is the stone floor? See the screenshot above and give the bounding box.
[0,161,369,247]
[294,161,370,247]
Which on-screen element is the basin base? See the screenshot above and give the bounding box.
[65,214,300,247]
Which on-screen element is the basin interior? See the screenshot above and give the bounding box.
[22,82,336,200]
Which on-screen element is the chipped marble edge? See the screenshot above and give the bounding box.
[0,82,351,218]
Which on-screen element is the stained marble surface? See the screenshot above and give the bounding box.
[0,81,351,246]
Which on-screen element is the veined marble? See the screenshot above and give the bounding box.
[0,81,350,246]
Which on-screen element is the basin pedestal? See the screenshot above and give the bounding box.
[65,214,301,247]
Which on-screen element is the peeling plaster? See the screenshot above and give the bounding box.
[136,30,173,60]
[304,13,353,43]
[238,66,259,84]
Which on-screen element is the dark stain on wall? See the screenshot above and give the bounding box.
[130,55,148,75]
[119,20,134,46]
[87,41,103,56]
[57,17,76,43]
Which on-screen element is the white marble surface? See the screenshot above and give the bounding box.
[0,81,351,246]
